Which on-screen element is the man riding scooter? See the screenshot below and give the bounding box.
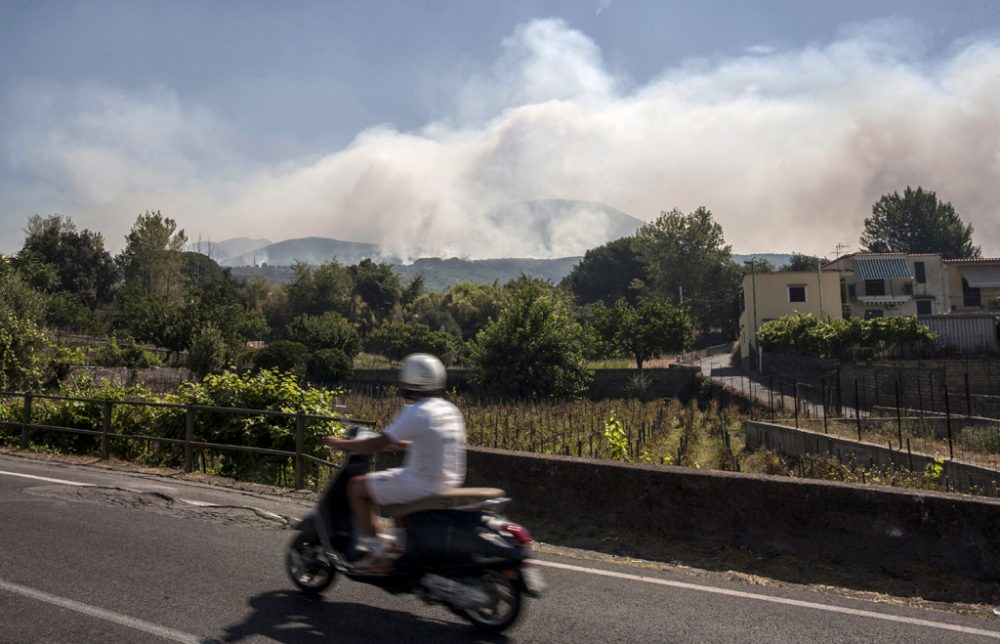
[324,353,466,572]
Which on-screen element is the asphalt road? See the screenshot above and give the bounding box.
[2,454,999,643]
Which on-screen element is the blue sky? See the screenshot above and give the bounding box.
[2,1,1000,258]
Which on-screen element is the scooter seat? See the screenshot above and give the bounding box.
[385,487,507,520]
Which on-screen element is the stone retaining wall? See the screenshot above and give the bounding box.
[462,446,1000,582]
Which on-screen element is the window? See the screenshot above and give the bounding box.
[864,309,884,319]
[865,279,885,296]
[914,261,926,284]
[916,299,932,315]
[788,285,807,303]
[847,283,856,298]
[962,278,982,308]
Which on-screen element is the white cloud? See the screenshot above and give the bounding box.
[3,18,1000,258]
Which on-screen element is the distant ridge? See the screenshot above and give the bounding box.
[186,237,271,263]
[394,256,583,291]
[221,236,399,267]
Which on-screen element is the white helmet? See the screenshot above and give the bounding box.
[399,353,446,394]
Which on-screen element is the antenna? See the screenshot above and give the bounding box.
[834,243,850,259]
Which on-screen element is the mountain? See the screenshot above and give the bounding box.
[221,237,399,267]
[197,199,644,267]
[186,237,271,263]
[229,256,584,290]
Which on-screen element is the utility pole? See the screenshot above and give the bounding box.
[817,257,825,318]
[744,258,759,372]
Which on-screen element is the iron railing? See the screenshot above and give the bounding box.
[0,391,375,490]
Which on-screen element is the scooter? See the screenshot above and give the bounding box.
[285,426,545,634]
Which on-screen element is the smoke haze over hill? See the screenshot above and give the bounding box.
[3,17,1000,258]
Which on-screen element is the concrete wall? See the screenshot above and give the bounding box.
[463,446,1000,582]
[744,420,1000,494]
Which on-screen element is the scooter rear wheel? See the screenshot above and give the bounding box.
[462,570,523,634]
[286,535,336,596]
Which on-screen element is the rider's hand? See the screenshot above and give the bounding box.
[324,436,350,451]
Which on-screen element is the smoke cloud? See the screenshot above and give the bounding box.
[3,18,1000,258]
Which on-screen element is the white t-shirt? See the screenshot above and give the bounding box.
[383,397,466,493]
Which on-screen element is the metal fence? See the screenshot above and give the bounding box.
[0,391,373,489]
[712,368,1000,476]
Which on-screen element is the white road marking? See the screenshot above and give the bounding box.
[7,465,995,638]
[0,578,201,644]
[533,560,1000,640]
[179,498,215,506]
[0,470,92,487]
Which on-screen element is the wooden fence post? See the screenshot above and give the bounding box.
[20,393,32,450]
[102,399,112,460]
[295,411,306,490]
[184,406,194,473]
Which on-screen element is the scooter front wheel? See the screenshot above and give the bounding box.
[286,534,336,595]
[462,570,523,634]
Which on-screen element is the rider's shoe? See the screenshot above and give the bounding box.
[352,551,393,573]
[352,536,393,574]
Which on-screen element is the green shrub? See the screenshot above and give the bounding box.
[187,323,228,377]
[364,321,456,363]
[756,313,936,359]
[285,311,360,355]
[253,340,309,375]
[93,333,163,368]
[307,348,353,383]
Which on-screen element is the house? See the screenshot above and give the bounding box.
[943,258,1000,313]
[822,252,948,319]
[737,268,844,369]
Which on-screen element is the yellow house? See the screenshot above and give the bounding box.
[943,258,1000,314]
[822,252,949,319]
[738,269,844,369]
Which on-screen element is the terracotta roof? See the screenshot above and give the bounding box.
[838,251,940,258]
[742,270,847,277]
[942,258,1000,264]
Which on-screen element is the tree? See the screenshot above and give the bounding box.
[561,236,648,306]
[15,214,118,305]
[781,254,827,272]
[285,311,361,357]
[441,282,507,340]
[634,207,741,337]
[187,323,229,377]
[468,278,591,398]
[860,187,980,259]
[364,321,456,363]
[350,259,403,329]
[117,210,188,302]
[253,340,310,375]
[284,260,353,320]
[307,348,353,383]
[0,272,50,390]
[610,298,695,371]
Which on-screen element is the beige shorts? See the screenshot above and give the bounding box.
[366,468,436,506]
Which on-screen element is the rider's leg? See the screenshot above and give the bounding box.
[347,475,390,570]
[347,475,376,538]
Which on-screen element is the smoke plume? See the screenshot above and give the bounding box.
[3,18,1000,258]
